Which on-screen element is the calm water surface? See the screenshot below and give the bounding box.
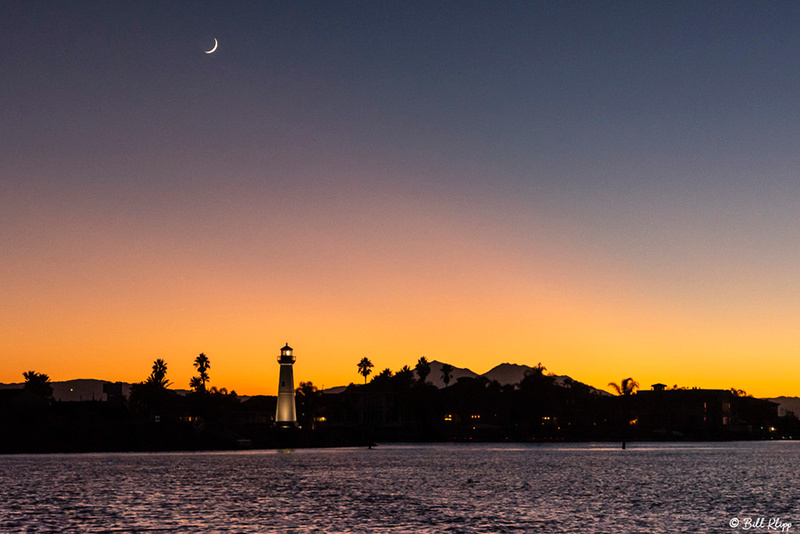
[1,442,798,533]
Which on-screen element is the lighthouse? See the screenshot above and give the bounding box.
[275,343,298,427]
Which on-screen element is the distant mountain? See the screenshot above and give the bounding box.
[0,379,194,401]
[55,379,131,401]
[766,397,800,417]
[478,362,611,396]
[481,363,532,386]
[416,361,478,388]
[0,379,125,402]
[405,360,609,396]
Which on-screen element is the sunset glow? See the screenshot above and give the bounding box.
[3,2,800,398]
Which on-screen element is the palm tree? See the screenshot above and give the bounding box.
[357,357,374,385]
[397,365,413,379]
[608,377,639,449]
[23,371,53,399]
[295,381,320,429]
[192,353,211,392]
[146,358,171,388]
[395,365,414,387]
[375,368,393,381]
[415,356,431,384]
[129,359,172,420]
[189,376,203,391]
[530,362,547,377]
[520,362,553,392]
[608,377,639,397]
[441,363,454,388]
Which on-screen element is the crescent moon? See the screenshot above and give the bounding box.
[205,38,218,54]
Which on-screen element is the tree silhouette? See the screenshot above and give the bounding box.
[23,371,52,399]
[608,377,639,449]
[295,381,320,429]
[192,353,211,392]
[189,376,203,391]
[373,368,393,382]
[394,365,415,387]
[608,377,639,397]
[145,358,171,388]
[129,359,173,419]
[415,357,431,384]
[357,357,374,385]
[520,362,554,392]
[397,365,413,378]
[441,363,454,388]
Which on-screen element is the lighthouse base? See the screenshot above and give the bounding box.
[275,420,299,429]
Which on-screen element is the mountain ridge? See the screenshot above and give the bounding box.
[4,373,797,411]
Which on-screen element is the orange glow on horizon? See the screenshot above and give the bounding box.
[3,266,799,398]
[2,182,799,399]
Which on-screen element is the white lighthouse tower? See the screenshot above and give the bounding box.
[275,343,297,427]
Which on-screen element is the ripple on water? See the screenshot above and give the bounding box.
[0,442,799,532]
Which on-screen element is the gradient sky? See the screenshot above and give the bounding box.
[3,1,800,397]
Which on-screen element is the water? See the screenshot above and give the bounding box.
[0,442,797,533]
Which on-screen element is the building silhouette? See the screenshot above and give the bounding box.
[635,384,780,439]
